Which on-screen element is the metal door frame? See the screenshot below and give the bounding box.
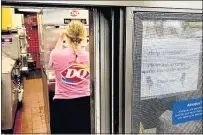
[89,8,101,133]
[99,8,112,133]
[89,7,114,134]
[124,7,202,133]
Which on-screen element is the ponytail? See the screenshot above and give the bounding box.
[65,21,87,63]
[71,38,82,63]
[72,42,79,63]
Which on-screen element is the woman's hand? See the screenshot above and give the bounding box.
[55,32,66,49]
[59,32,66,40]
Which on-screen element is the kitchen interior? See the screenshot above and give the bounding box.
[1,7,90,134]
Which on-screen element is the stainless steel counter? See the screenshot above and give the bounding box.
[44,69,55,91]
[45,70,55,82]
[1,56,18,131]
[41,66,57,133]
[41,67,55,133]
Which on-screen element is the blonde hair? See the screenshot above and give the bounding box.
[65,21,87,63]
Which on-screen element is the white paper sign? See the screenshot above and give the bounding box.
[141,38,201,97]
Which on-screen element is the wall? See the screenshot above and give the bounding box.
[14,1,202,9]
[24,14,41,69]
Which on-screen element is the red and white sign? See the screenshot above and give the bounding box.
[61,64,89,84]
[70,10,79,17]
[4,38,10,42]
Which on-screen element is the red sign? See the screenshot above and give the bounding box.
[70,10,79,17]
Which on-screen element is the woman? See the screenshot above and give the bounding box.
[49,21,90,134]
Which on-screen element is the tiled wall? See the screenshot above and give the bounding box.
[24,14,41,69]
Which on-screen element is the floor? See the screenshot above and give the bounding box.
[14,78,49,134]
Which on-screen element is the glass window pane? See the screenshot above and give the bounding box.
[132,13,202,134]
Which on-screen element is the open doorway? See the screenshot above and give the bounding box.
[2,2,122,134]
[1,6,94,134]
[37,8,92,134]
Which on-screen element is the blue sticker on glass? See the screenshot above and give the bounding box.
[172,97,202,125]
[2,37,12,44]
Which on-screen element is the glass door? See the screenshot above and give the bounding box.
[124,7,202,134]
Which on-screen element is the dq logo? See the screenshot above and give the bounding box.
[70,10,79,16]
[60,64,90,84]
[4,38,10,42]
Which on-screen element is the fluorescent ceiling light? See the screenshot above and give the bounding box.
[18,8,41,12]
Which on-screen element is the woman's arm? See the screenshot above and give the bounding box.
[49,32,66,68]
[55,32,66,49]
